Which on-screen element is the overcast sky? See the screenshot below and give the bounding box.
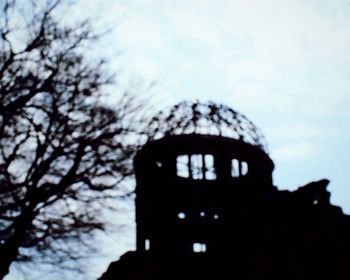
[79,0,350,209]
[6,1,350,280]
[71,0,350,277]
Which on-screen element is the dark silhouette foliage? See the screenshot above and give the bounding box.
[0,0,143,278]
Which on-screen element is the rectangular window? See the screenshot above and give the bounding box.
[176,154,216,180]
[204,154,216,180]
[191,154,204,180]
[241,161,248,175]
[176,155,190,178]
[231,159,240,177]
[145,239,150,251]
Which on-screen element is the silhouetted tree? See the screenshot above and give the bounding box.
[0,1,143,278]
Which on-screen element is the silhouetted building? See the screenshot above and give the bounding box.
[100,101,350,280]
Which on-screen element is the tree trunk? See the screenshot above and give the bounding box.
[0,209,35,279]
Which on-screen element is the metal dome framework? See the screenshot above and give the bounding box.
[146,101,268,151]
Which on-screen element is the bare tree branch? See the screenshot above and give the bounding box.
[0,0,146,278]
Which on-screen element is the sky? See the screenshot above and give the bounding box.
[49,0,350,278]
[80,0,350,209]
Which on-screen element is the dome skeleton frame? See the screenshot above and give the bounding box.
[146,101,268,151]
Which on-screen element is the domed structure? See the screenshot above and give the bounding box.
[135,101,274,259]
[146,100,267,151]
[100,101,350,280]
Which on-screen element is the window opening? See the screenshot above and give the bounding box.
[231,159,249,177]
[176,154,216,180]
[178,212,186,219]
[193,243,207,253]
[145,239,150,251]
[231,159,240,177]
[241,161,248,175]
[176,155,189,178]
[191,154,203,180]
[204,154,216,180]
